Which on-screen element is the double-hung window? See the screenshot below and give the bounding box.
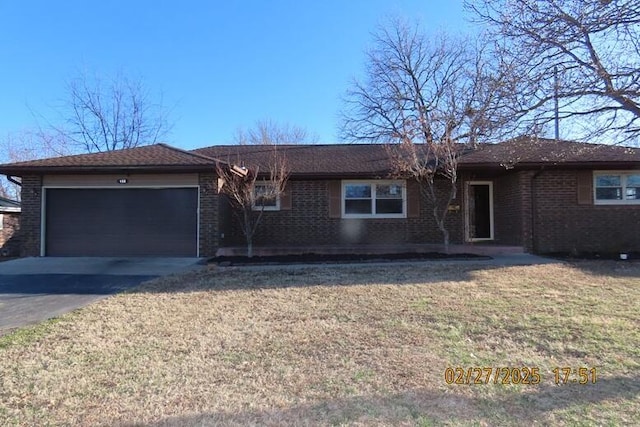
[342,180,406,218]
[594,172,640,205]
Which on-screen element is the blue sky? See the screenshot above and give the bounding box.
[0,1,470,150]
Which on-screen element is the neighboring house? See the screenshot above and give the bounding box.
[0,137,638,257]
[0,196,20,256]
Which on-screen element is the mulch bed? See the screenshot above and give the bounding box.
[211,252,489,266]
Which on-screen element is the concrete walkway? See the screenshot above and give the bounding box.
[0,257,203,335]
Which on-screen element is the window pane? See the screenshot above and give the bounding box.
[376,184,403,199]
[596,187,622,200]
[254,185,277,207]
[596,175,621,187]
[376,199,403,214]
[627,175,640,186]
[345,199,372,214]
[626,187,640,200]
[345,184,371,199]
[256,196,277,207]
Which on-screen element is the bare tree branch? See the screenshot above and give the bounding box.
[233,119,318,145]
[466,0,640,144]
[53,70,171,152]
[216,148,289,258]
[342,18,508,250]
[0,129,70,200]
[217,122,303,257]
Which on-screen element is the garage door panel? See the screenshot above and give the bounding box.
[45,188,198,257]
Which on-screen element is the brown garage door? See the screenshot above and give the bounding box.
[45,188,198,256]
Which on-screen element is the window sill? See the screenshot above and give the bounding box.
[341,214,407,219]
[594,200,640,206]
[252,206,280,211]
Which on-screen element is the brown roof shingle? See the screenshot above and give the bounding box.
[0,138,638,176]
[0,143,218,174]
[192,144,393,177]
[459,137,640,167]
[195,138,640,175]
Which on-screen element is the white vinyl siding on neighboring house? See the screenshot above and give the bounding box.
[594,172,640,205]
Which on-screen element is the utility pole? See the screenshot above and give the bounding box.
[554,66,560,141]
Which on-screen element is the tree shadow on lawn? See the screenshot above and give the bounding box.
[132,261,517,294]
[138,375,640,426]
[132,256,640,294]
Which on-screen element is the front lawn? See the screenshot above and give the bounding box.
[1,260,639,426]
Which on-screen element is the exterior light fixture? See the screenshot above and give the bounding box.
[231,165,248,177]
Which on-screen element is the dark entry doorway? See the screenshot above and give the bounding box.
[466,182,493,241]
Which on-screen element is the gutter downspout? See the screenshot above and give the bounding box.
[530,167,544,254]
[7,175,21,187]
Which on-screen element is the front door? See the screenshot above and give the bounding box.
[466,182,494,241]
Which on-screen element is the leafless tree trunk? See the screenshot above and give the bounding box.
[216,147,289,257]
[466,0,640,144]
[342,18,507,251]
[52,71,171,152]
[388,135,460,250]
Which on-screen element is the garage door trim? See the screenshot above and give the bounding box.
[41,185,200,257]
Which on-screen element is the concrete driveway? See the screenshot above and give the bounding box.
[0,257,203,335]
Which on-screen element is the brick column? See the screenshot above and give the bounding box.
[198,172,219,257]
[19,175,43,256]
[519,170,536,253]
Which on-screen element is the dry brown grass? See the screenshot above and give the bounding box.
[1,260,639,426]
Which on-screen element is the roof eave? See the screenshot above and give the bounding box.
[285,171,393,180]
[459,161,640,170]
[0,164,216,176]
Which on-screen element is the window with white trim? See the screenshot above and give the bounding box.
[252,182,280,211]
[342,180,406,218]
[594,172,640,205]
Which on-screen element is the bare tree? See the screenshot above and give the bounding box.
[0,129,70,200]
[466,0,640,144]
[53,71,171,152]
[216,148,289,257]
[233,119,317,145]
[342,19,506,250]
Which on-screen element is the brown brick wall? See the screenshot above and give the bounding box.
[489,170,535,251]
[493,173,523,245]
[533,170,640,254]
[199,172,219,257]
[222,179,464,248]
[19,175,42,256]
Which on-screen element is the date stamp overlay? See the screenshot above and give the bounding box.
[444,367,597,385]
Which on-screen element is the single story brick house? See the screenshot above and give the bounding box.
[0,137,638,257]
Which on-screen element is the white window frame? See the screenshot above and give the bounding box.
[341,180,406,219]
[252,182,280,211]
[593,171,640,205]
